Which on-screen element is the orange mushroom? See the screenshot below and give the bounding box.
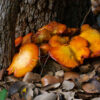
[49,45,79,68]
[49,35,69,47]
[81,24,90,32]
[33,29,51,44]
[40,43,50,54]
[7,43,39,77]
[15,33,33,47]
[38,21,67,35]
[22,33,33,45]
[67,27,79,35]
[49,35,79,68]
[49,35,90,68]
[80,24,100,57]
[70,36,90,64]
[15,36,23,47]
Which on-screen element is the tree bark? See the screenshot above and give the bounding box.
[15,0,67,37]
[15,0,93,38]
[0,0,20,69]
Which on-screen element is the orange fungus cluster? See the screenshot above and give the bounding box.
[8,21,100,77]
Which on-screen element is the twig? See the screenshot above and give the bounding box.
[81,7,91,26]
[38,48,48,70]
[40,54,49,76]
[38,48,43,70]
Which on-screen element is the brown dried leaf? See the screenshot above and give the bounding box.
[11,93,21,100]
[23,72,41,83]
[41,75,62,86]
[62,80,75,91]
[64,71,79,81]
[82,80,100,93]
[78,71,95,83]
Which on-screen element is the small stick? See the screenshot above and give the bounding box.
[81,7,91,26]
[40,54,49,76]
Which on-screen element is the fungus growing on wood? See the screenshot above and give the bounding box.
[22,33,33,45]
[7,43,39,77]
[40,43,50,54]
[80,24,100,57]
[15,36,23,47]
[33,29,51,44]
[49,45,79,68]
[49,36,90,68]
[70,36,90,64]
[38,21,67,35]
[49,35,69,47]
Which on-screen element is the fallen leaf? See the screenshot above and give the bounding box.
[34,92,57,100]
[92,97,100,100]
[55,70,64,78]
[5,76,18,83]
[8,81,26,96]
[79,64,92,73]
[78,71,95,83]
[42,83,61,91]
[23,72,41,83]
[75,92,94,100]
[64,71,79,81]
[0,89,7,100]
[41,75,62,86]
[33,88,41,96]
[42,60,63,75]
[62,80,75,91]
[82,82,99,93]
[11,93,21,100]
[91,0,100,14]
[62,91,75,100]
[57,93,66,100]
[20,83,34,100]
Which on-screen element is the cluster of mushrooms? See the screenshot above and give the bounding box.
[7,21,100,77]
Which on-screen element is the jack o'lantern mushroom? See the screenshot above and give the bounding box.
[7,43,39,77]
[80,24,100,57]
[22,33,33,45]
[49,35,79,68]
[38,21,67,35]
[49,35,90,68]
[15,36,23,47]
[33,29,51,44]
[69,36,90,64]
[15,32,33,47]
[49,35,69,47]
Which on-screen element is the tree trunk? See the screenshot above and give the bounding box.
[15,0,92,38]
[0,0,93,69]
[15,0,68,37]
[0,0,20,69]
